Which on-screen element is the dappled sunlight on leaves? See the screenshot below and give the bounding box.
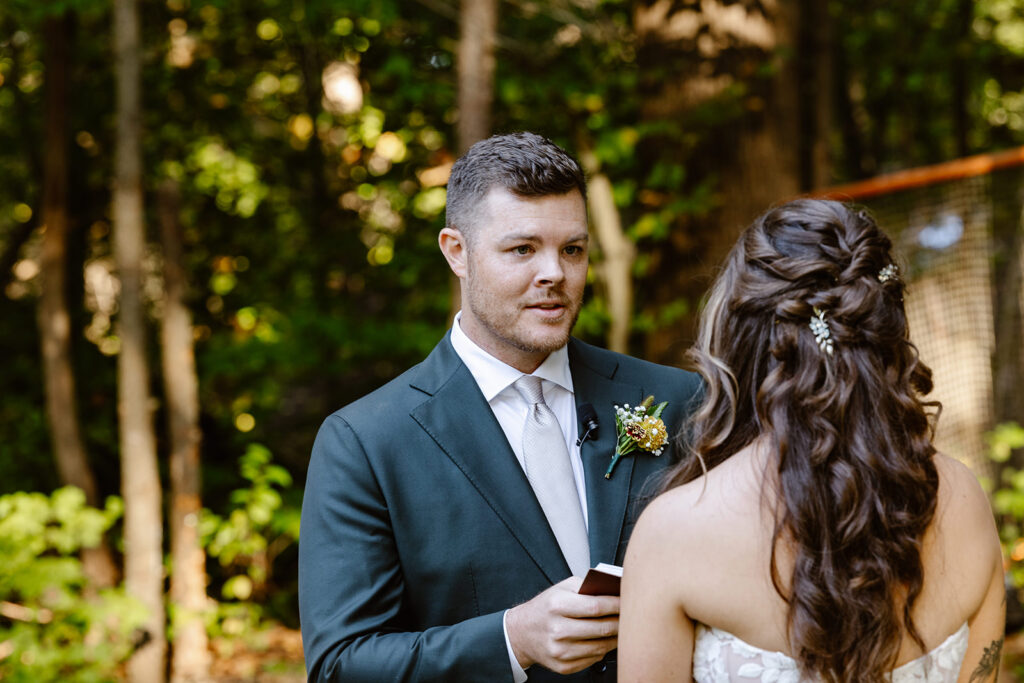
[989,424,1024,593]
[201,445,299,604]
[0,489,144,681]
[188,139,268,217]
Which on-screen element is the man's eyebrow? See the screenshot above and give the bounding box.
[497,232,590,243]
[497,232,539,243]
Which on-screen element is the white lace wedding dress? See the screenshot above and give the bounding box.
[693,622,969,683]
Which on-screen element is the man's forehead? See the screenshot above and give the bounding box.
[477,187,586,223]
[481,185,584,205]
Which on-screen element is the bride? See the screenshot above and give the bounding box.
[618,199,1004,682]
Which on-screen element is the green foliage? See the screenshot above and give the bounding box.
[185,139,269,218]
[988,422,1024,590]
[834,0,1024,171]
[201,444,299,601]
[207,600,263,641]
[2,0,1024,666]
[3,0,106,21]
[989,421,1024,464]
[632,298,690,334]
[0,488,145,682]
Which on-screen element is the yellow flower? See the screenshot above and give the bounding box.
[638,415,668,451]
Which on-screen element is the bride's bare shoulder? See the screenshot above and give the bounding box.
[933,452,992,521]
[630,444,766,549]
[913,453,1000,623]
[929,452,1001,570]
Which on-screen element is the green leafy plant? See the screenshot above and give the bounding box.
[987,422,1024,588]
[201,444,300,603]
[0,487,145,682]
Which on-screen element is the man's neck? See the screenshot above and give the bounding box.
[456,315,550,374]
[449,315,575,407]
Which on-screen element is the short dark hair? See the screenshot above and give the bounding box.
[445,132,587,238]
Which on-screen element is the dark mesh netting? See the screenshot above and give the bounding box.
[830,161,1024,478]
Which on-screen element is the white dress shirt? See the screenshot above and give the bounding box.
[449,313,589,682]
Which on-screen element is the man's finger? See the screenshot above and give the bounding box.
[543,636,618,674]
[555,593,621,619]
[555,637,618,667]
[572,615,618,640]
[570,636,617,657]
[558,575,585,591]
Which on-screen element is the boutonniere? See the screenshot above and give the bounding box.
[606,395,669,479]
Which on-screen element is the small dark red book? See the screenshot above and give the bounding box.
[578,563,623,596]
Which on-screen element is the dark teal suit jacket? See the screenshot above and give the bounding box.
[299,335,700,682]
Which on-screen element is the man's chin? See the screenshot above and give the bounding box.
[516,327,573,355]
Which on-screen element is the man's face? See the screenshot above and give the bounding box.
[458,187,588,373]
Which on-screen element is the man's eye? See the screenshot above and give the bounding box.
[564,245,584,256]
[513,245,532,255]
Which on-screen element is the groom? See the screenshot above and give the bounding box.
[299,132,700,682]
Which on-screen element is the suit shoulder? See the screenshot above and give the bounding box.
[617,351,695,383]
[571,337,698,387]
[325,360,431,428]
[311,366,434,467]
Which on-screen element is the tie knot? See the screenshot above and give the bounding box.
[513,375,546,406]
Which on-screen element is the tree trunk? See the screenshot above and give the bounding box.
[449,0,498,321]
[834,29,867,180]
[159,180,211,683]
[579,148,635,354]
[799,0,832,190]
[113,0,166,680]
[635,0,804,361]
[457,0,497,155]
[38,13,119,588]
[951,0,972,157]
[296,30,332,302]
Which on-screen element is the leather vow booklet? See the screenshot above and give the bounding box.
[577,563,623,596]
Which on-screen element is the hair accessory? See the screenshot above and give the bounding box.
[809,307,834,356]
[878,263,898,283]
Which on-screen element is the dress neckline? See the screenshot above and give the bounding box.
[698,621,969,674]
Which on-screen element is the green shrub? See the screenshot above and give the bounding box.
[0,487,146,682]
[201,444,300,603]
[988,422,1024,588]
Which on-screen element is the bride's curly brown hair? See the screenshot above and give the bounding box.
[664,199,940,683]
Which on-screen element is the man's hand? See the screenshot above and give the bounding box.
[506,576,620,675]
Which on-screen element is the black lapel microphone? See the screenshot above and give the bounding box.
[576,403,599,447]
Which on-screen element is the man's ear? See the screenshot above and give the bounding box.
[439,227,468,278]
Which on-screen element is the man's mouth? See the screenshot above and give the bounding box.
[524,301,570,320]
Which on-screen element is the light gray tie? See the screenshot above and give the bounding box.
[513,375,590,576]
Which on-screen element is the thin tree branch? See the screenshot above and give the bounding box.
[0,601,54,624]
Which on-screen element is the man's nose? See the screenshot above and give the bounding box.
[534,250,565,285]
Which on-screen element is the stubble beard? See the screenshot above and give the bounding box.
[464,282,581,357]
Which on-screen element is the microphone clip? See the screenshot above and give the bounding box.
[576,403,600,447]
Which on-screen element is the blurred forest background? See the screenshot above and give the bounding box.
[3,0,1024,681]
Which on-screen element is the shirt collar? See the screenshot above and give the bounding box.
[450,311,574,401]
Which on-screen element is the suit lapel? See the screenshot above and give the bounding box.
[569,340,644,566]
[409,337,570,584]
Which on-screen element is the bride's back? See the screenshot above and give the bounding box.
[647,442,996,666]
[618,200,1004,683]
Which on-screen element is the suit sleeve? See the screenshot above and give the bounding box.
[299,415,513,683]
